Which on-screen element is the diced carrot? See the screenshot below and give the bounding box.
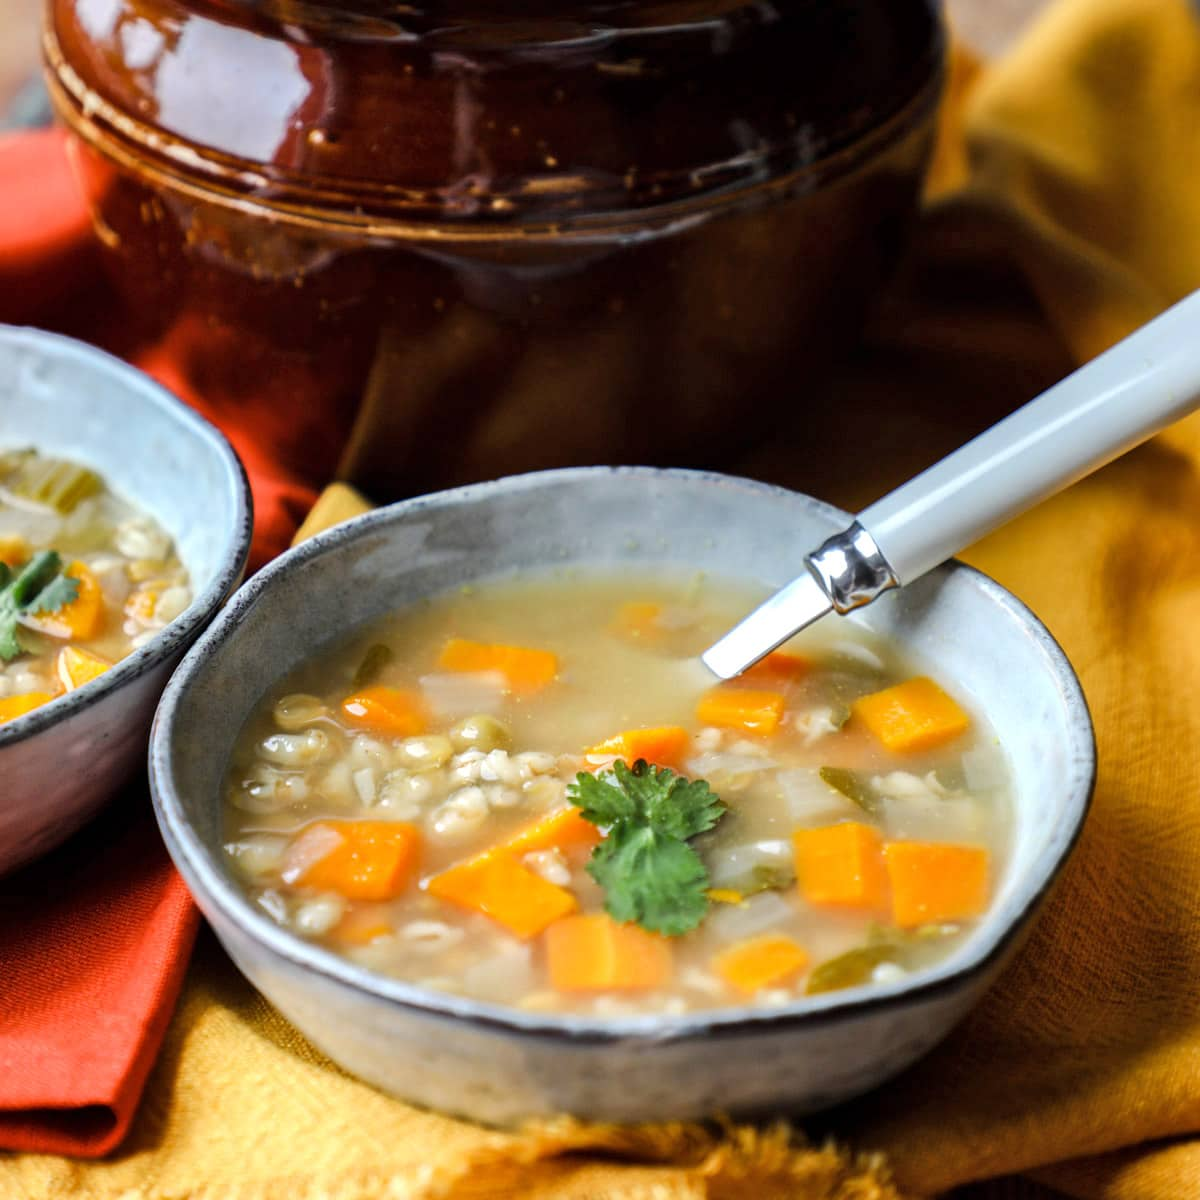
[287,820,421,901]
[852,677,970,754]
[884,841,990,928]
[713,934,809,993]
[545,913,672,991]
[0,692,54,723]
[695,687,785,735]
[438,638,558,693]
[0,535,28,567]
[23,561,104,640]
[706,888,745,906]
[793,822,889,912]
[585,726,690,770]
[332,908,395,945]
[741,650,811,684]
[55,645,112,692]
[613,601,662,639]
[503,806,602,857]
[428,852,577,939]
[340,685,427,737]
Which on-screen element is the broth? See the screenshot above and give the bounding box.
[0,448,191,720]
[222,570,1011,1016]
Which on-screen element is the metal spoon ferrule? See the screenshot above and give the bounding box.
[805,522,900,614]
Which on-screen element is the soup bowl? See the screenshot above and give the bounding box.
[149,467,1094,1124]
[0,324,252,874]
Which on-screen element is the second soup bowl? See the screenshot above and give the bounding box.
[149,467,1094,1124]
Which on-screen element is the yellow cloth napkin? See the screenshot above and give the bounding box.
[8,0,1200,1195]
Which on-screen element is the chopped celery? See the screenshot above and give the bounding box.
[805,944,899,995]
[818,766,877,815]
[353,643,394,687]
[1,452,102,514]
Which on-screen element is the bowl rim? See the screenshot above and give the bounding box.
[149,465,1096,1042]
[0,324,254,749]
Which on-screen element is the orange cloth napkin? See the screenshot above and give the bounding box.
[0,132,318,1156]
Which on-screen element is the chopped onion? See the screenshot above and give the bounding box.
[777,768,860,822]
[419,670,506,717]
[280,824,344,884]
[962,747,1007,793]
[461,943,535,1000]
[870,771,947,803]
[705,891,795,942]
[685,752,776,780]
[707,840,793,887]
[829,640,885,671]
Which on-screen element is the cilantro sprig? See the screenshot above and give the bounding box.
[0,550,80,661]
[568,760,726,936]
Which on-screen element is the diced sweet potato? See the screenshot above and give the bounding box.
[0,692,54,723]
[340,685,427,737]
[884,841,990,927]
[438,638,558,692]
[695,688,786,735]
[24,561,104,640]
[585,726,690,770]
[503,806,602,857]
[428,852,577,939]
[852,677,970,753]
[55,645,112,692]
[545,913,672,991]
[793,821,889,912]
[287,821,421,901]
[713,934,809,993]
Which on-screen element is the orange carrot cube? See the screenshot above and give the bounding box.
[545,913,672,991]
[852,677,970,753]
[793,822,889,912]
[695,688,786,735]
[884,841,990,928]
[340,685,427,737]
[713,934,809,993]
[438,638,558,692]
[287,821,421,901]
[428,852,577,939]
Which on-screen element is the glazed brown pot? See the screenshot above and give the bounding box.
[46,0,944,498]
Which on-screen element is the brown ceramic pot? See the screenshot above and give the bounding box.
[46,0,945,497]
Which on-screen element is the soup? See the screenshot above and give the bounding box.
[0,448,191,722]
[222,572,1011,1016]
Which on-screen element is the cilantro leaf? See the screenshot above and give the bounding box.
[0,550,80,662]
[568,759,726,936]
[570,767,639,827]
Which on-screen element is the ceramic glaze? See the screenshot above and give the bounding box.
[0,325,252,874]
[150,468,1094,1123]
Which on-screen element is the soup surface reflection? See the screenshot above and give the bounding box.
[223,571,1012,1016]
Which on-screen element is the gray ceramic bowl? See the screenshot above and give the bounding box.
[149,468,1094,1124]
[0,325,251,874]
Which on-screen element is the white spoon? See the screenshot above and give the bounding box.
[702,289,1200,679]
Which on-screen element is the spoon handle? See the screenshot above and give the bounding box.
[859,288,1200,585]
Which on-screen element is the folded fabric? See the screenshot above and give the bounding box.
[0,132,319,1157]
[5,0,1200,1194]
